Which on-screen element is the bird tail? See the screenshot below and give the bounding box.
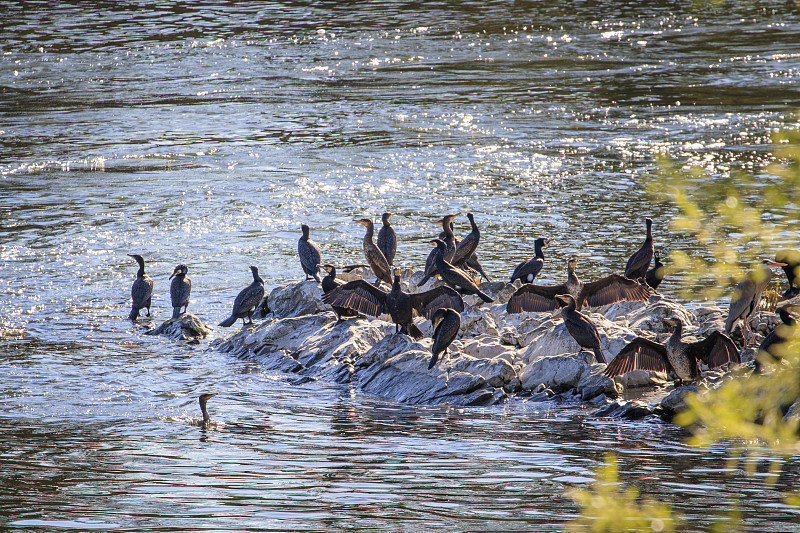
[172,307,181,319]
[218,315,237,327]
[476,289,494,303]
[409,323,424,340]
[593,348,607,365]
[129,307,139,321]
[427,353,439,370]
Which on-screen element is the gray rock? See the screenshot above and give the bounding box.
[519,352,592,393]
[592,400,655,420]
[147,313,211,342]
[658,384,699,421]
[267,280,328,318]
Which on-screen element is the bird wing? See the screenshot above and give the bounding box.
[581,274,651,308]
[321,280,387,317]
[506,283,564,313]
[604,338,669,377]
[409,286,465,319]
[431,312,461,356]
[233,282,265,313]
[725,280,757,331]
[688,331,741,369]
[511,258,542,283]
[624,246,652,278]
[451,233,478,267]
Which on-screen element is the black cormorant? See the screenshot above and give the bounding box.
[624,218,654,282]
[321,264,359,321]
[431,239,494,303]
[298,224,322,282]
[510,237,549,284]
[377,212,397,266]
[169,264,191,318]
[419,214,459,286]
[604,317,740,385]
[322,271,464,339]
[198,393,216,426]
[555,294,606,364]
[507,257,650,313]
[724,259,787,346]
[128,254,154,321]
[755,306,796,373]
[645,249,665,291]
[428,308,461,370]
[218,266,265,327]
[357,218,393,287]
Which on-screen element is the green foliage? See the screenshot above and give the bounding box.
[649,120,800,468]
[567,120,800,529]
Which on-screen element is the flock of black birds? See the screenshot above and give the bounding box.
[128,213,799,386]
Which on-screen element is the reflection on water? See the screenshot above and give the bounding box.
[2,0,800,531]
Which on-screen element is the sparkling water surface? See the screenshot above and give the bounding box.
[2,1,800,531]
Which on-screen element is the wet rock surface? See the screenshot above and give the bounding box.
[147,313,212,342]
[207,272,764,416]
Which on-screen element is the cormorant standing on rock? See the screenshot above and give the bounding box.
[128,254,154,321]
[725,259,787,346]
[511,237,549,284]
[321,264,359,321]
[431,239,494,303]
[357,218,393,287]
[555,294,606,364]
[298,224,322,282]
[604,317,740,385]
[507,257,650,313]
[624,218,654,283]
[218,266,265,327]
[755,306,796,373]
[419,213,459,286]
[322,271,464,340]
[169,264,191,318]
[645,249,665,291]
[428,308,461,370]
[377,212,397,266]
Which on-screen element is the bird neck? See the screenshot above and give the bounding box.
[669,321,683,342]
[562,298,577,313]
[200,400,211,423]
[566,263,578,283]
[443,221,454,239]
[363,223,374,241]
[534,241,545,259]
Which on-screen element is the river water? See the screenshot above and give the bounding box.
[2,1,800,531]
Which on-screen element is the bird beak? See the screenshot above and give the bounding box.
[169,272,176,280]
